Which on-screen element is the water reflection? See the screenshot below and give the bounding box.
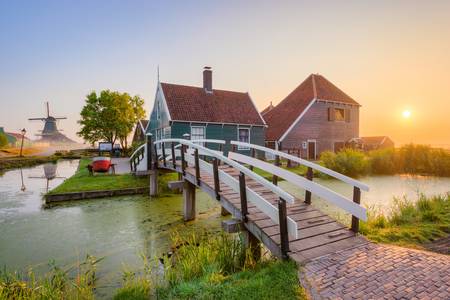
[28,163,66,192]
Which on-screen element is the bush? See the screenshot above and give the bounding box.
[0,133,8,148]
[368,148,399,174]
[320,148,369,177]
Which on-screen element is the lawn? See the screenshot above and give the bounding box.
[360,193,450,248]
[48,158,148,194]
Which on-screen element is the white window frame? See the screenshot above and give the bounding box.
[237,127,251,150]
[191,126,206,145]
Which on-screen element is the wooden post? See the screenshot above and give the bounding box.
[351,187,361,233]
[171,142,176,169]
[183,180,196,221]
[153,143,158,169]
[146,133,153,171]
[287,149,292,168]
[232,144,237,153]
[272,155,280,185]
[304,167,313,204]
[219,144,223,153]
[213,158,220,200]
[162,142,167,167]
[242,230,261,261]
[149,169,158,197]
[239,172,248,222]
[194,148,200,185]
[249,148,255,171]
[278,198,290,259]
[180,144,186,175]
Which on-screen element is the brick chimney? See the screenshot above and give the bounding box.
[203,66,212,93]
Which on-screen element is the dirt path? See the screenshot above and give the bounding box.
[301,242,450,299]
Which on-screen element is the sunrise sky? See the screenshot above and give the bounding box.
[1,0,449,147]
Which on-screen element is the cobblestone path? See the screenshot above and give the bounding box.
[301,242,450,299]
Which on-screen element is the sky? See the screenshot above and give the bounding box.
[1,0,449,146]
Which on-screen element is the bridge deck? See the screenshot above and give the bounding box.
[164,163,367,263]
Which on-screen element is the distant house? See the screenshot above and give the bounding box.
[263,74,360,159]
[0,127,31,147]
[131,119,149,145]
[348,136,395,151]
[261,101,275,116]
[147,67,266,152]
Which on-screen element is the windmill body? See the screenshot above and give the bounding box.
[28,102,76,144]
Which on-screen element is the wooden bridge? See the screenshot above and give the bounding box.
[130,136,370,262]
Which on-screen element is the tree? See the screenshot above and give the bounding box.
[0,133,8,148]
[77,90,145,150]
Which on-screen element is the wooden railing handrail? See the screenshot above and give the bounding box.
[129,143,146,161]
[230,141,369,191]
[154,139,295,203]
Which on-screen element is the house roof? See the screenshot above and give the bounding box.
[5,132,30,140]
[139,119,149,131]
[160,82,265,126]
[263,74,360,141]
[261,102,274,116]
[359,136,392,146]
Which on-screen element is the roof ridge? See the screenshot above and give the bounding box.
[160,82,248,95]
[312,74,318,99]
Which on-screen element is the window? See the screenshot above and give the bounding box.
[163,127,171,139]
[191,126,205,144]
[156,101,161,120]
[238,128,250,150]
[334,108,345,121]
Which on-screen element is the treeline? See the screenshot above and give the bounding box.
[320,144,450,177]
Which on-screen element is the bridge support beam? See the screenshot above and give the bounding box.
[183,180,196,221]
[149,170,158,197]
[242,229,261,262]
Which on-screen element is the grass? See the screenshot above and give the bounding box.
[0,156,59,173]
[0,255,101,300]
[48,158,148,194]
[114,232,305,300]
[360,193,450,248]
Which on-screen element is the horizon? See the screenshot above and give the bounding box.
[1,1,449,147]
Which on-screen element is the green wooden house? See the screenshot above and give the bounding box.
[147,67,266,153]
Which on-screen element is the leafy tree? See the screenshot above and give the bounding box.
[0,133,8,148]
[78,90,145,150]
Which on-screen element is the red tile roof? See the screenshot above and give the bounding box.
[6,132,30,140]
[261,102,275,116]
[263,74,360,141]
[360,136,392,146]
[160,82,265,125]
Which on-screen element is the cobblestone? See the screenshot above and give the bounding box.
[303,243,450,299]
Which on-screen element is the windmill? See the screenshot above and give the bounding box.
[28,102,75,144]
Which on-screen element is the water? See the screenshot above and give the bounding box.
[0,160,223,298]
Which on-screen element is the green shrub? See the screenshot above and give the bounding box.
[368,148,399,174]
[320,148,369,177]
[0,133,8,148]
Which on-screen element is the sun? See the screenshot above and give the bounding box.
[402,110,411,118]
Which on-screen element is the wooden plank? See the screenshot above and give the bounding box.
[288,229,355,252]
[271,222,346,243]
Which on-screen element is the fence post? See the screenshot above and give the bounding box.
[304,167,313,204]
[278,198,290,259]
[146,133,153,171]
[249,148,256,171]
[351,187,361,233]
[162,142,167,167]
[239,172,248,222]
[272,155,280,185]
[194,148,200,185]
[171,142,176,169]
[213,158,220,200]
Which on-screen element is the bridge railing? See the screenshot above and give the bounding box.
[230,141,369,232]
[154,138,298,257]
[129,143,146,172]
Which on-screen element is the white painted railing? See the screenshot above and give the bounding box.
[230,141,369,191]
[154,138,298,239]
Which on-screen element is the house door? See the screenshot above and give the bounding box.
[307,140,316,160]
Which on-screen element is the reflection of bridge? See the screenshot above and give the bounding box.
[130,137,369,262]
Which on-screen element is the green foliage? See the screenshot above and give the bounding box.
[0,133,8,148]
[360,193,450,247]
[48,158,147,194]
[0,255,101,300]
[367,148,399,174]
[77,90,145,149]
[321,148,369,177]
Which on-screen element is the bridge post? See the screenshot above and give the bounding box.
[162,142,167,167]
[146,133,153,171]
[272,155,280,185]
[183,179,196,221]
[249,148,256,171]
[242,230,261,261]
[239,172,248,222]
[351,187,361,233]
[304,167,313,204]
[171,142,176,169]
[213,158,220,200]
[153,143,158,169]
[278,198,290,259]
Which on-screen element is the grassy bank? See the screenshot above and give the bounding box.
[360,193,450,248]
[48,158,147,194]
[320,144,450,178]
[114,232,304,300]
[0,156,58,174]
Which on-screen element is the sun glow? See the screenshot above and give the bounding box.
[402,110,411,118]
